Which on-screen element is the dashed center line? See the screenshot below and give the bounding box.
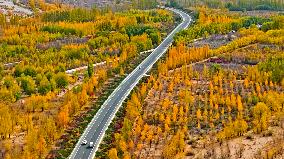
[69,8,192,159]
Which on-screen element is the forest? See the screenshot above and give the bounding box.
[0,0,283,159]
[97,5,284,159]
[0,3,175,158]
[167,0,284,11]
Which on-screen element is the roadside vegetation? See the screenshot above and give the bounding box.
[168,0,284,11]
[0,4,176,158]
[101,6,284,159]
[0,0,283,159]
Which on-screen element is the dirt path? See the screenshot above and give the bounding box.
[0,0,33,15]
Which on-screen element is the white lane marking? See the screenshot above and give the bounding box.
[87,8,192,159]
[70,8,191,159]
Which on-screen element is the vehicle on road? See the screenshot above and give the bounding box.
[69,8,191,159]
[81,139,87,145]
[89,142,94,148]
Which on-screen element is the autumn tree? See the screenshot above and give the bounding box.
[58,102,70,128]
[196,108,202,129]
[0,103,13,139]
[252,102,270,133]
[37,136,47,158]
[162,130,185,159]
[38,76,51,95]
[108,148,119,159]
[28,0,35,10]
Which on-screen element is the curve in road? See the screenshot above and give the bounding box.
[69,7,192,159]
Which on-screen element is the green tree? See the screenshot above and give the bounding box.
[3,76,14,89]
[149,32,161,46]
[20,76,35,95]
[55,73,69,88]
[38,76,52,95]
[87,63,94,77]
[24,66,37,77]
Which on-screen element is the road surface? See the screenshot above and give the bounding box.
[69,7,192,159]
[65,48,154,74]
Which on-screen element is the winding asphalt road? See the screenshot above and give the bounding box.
[69,7,192,159]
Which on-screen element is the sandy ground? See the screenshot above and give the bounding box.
[187,126,284,159]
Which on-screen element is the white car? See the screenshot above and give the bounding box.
[89,142,94,148]
[82,139,87,145]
